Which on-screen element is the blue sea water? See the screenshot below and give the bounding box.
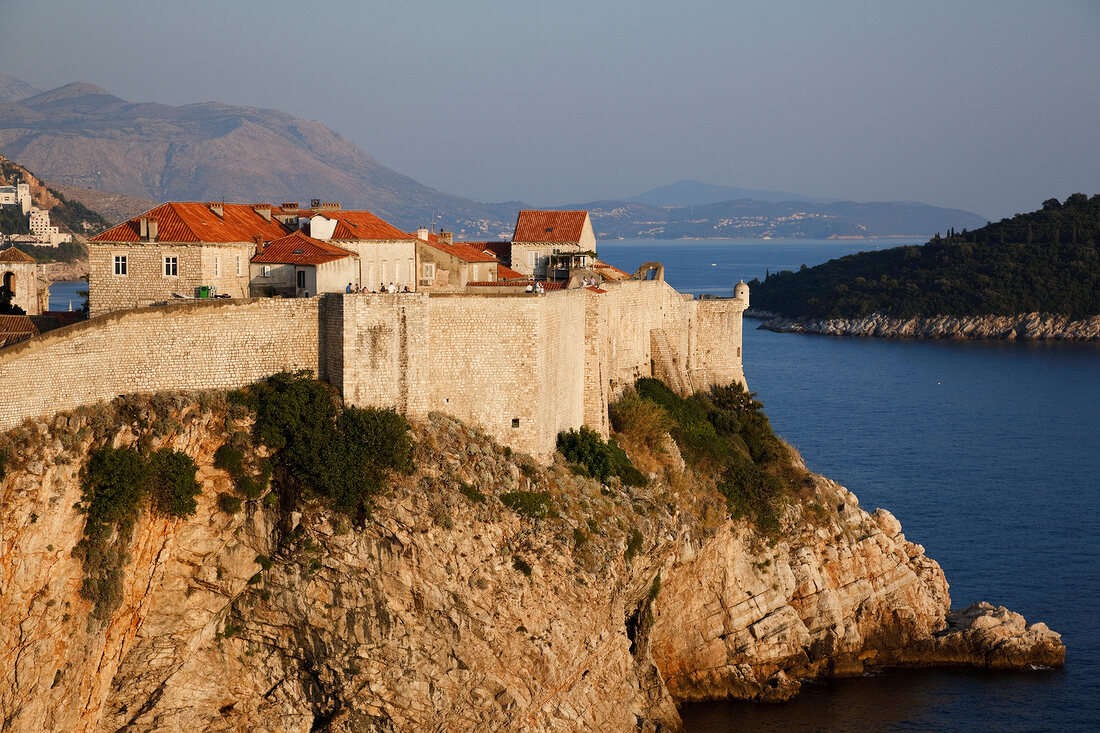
[47,280,86,312]
[599,240,1100,732]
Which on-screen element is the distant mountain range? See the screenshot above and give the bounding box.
[0,74,986,238]
[628,179,837,206]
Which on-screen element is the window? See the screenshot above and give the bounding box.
[408,258,414,283]
[213,256,220,277]
[262,265,271,278]
[511,418,520,428]
[164,256,178,277]
[297,270,306,288]
[528,251,538,270]
[114,255,127,276]
[422,262,435,279]
[235,255,242,276]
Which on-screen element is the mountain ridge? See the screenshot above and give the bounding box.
[0,75,987,237]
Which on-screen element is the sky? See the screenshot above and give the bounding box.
[2,0,1099,221]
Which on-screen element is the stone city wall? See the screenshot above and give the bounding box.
[1,279,746,460]
[0,298,321,431]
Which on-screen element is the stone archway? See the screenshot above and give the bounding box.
[2,271,14,295]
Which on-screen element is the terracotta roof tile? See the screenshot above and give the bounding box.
[318,211,411,241]
[251,231,356,266]
[92,202,292,244]
[424,239,499,263]
[512,210,589,243]
[0,247,36,263]
[481,242,512,262]
[466,280,565,291]
[593,258,631,281]
[497,265,524,280]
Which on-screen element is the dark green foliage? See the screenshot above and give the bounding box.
[254,554,274,571]
[619,378,800,536]
[213,444,245,476]
[458,482,487,503]
[512,556,533,576]
[0,283,24,315]
[6,239,88,264]
[573,527,588,549]
[750,193,1100,320]
[500,490,555,520]
[148,448,201,518]
[557,425,646,486]
[624,527,644,561]
[238,371,414,517]
[45,186,109,234]
[0,207,29,234]
[610,389,674,449]
[217,492,243,514]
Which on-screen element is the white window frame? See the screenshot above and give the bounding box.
[213,256,220,277]
[262,265,271,278]
[113,254,127,276]
[235,255,242,276]
[163,256,178,277]
[422,262,435,279]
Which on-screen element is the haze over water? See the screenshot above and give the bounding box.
[600,239,1100,732]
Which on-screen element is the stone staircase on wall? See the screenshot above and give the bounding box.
[650,329,691,397]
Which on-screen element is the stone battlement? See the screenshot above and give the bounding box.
[0,278,747,459]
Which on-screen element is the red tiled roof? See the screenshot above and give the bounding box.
[0,247,35,263]
[593,258,631,280]
[92,202,292,244]
[585,286,608,294]
[425,239,498,263]
[497,265,524,280]
[481,241,511,262]
[251,231,356,266]
[512,210,589,243]
[317,210,410,241]
[0,315,38,348]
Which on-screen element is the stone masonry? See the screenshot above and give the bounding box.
[0,277,747,459]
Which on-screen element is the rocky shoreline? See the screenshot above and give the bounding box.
[0,396,1064,731]
[749,309,1100,341]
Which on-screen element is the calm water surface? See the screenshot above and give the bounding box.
[600,240,1100,732]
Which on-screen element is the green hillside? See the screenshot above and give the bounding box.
[749,194,1100,320]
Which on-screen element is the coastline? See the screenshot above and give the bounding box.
[748,309,1100,341]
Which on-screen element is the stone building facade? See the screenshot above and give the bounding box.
[0,274,747,460]
[509,210,597,278]
[0,246,48,315]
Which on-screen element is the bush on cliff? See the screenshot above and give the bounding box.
[557,425,646,486]
[620,378,804,536]
[233,371,414,518]
[76,444,201,621]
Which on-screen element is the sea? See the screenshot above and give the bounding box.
[45,245,1099,730]
[597,239,1100,733]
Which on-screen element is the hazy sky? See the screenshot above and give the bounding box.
[2,0,1099,220]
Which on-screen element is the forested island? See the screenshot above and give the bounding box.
[748,194,1100,340]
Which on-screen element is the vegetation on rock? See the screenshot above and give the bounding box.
[750,193,1100,320]
[231,371,414,518]
[557,425,646,486]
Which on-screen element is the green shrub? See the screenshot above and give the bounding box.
[148,448,201,518]
[459,482,487,503]
[254,554,274,571]
[214,443,246,476]
[239,372,414,517]
[610,389,674,449]
[557,426,646,487]
[217,492,243,514]
[624,527,644,561]
[573,527,588,549]
[717,460,787,537]
[512,556,533,576]
[500,490,555,520]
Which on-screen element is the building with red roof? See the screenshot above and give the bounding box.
[413,229,502,289]
[509,210,596,279]
[303,206,419,291]
[250,231,359,298]
[88,202,294,315]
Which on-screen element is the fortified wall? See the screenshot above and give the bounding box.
[0,277,746,459]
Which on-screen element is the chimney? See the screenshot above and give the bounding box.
[139,216,148,239]
[439,231,453,244]
[310,198,321,209]
[416,227,429,241]
[281,202,299,210]
[148,218,158,241]
[254,204,272,221]
[321,202,340,210]
[209,202,224,217]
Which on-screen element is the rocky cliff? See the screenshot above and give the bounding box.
[0,392,1063,732]
[751,310,1100,341]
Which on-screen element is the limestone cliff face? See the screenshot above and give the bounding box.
[0,398,1063,732]
[752,310,1100,341]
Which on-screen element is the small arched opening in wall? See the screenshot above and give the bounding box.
[3,271,14,295]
